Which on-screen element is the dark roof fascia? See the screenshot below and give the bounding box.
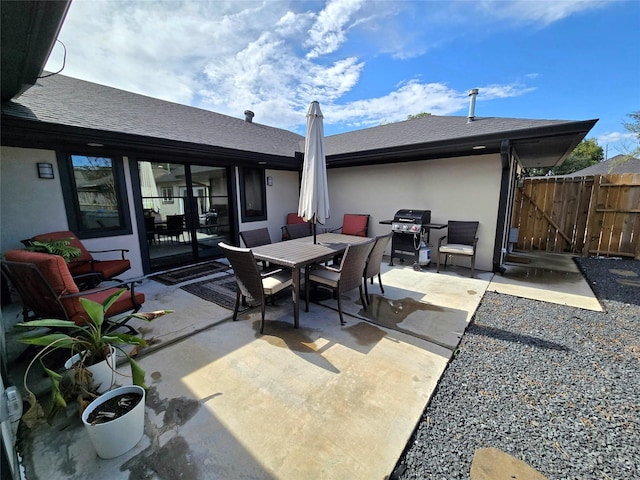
[1,115,302,170]
[326,118,598,168]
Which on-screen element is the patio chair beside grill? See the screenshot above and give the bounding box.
[218,242,293,334]
[363,233,392,304]
[307,239,374,325]
[331,214,370,237]
[436,221,479,277]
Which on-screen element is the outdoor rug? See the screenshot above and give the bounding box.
[180,273,254,311]
[150,260,230,285]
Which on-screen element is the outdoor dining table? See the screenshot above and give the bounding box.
[251,233,373,328]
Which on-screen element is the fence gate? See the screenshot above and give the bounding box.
[512,174,640,259]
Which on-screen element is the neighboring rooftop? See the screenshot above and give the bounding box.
[569,154,640,176]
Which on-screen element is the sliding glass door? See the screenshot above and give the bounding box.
[138,161,232,271]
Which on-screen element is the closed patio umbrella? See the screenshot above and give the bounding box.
[298,101,330,244]
[140,161,160,212]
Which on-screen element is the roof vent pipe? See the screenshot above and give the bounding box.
[244,110,254,123]
[467,89,479,123]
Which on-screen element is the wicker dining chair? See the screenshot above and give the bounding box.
[218,242,292,334]
[307,239,374,325]
[363,233,392,304]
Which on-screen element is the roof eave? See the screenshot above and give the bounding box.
[326,119,599,168]
[0,115,301,170]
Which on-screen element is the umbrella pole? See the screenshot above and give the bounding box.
[313,219,317,244]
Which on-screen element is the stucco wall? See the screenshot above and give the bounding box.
[236,168,300,244]
[327,154,502,272]
[2,146,502,274]
[1,147,144,277]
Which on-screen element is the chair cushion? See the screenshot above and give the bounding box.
[342,215,368,236]
[309,268,339,288]
[439,244,475,256]
[286,213,306,225]
[261,271,292,296]
[82,288,145,322]
[31,230,93,263]
[5,249,79,296]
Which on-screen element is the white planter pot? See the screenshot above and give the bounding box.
[81,385,146,459]
[64,346,116,394]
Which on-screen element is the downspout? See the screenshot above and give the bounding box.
[492,139,511,273]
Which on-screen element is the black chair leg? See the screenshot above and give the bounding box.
[378,273,384,294]
[363,278,369,306]
[232,291,241,321]
[260,303,266,334]
[358,286,366,310]
[337,292,345,325]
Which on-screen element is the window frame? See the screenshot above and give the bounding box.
[238,167,267,222]
[57,152,132,239]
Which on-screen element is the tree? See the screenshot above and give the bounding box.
[407,112,431,120]
[615,110,640,162]
[526,138,604,176]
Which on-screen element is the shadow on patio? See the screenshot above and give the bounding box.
[4,253,597,479]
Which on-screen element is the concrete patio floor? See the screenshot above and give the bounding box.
[6,252,601,479]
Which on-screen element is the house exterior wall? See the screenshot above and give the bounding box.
[235,168,301,244]
[1,146,144,277]
[327,154,502,272]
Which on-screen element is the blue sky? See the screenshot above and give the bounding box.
[45,0,640,157]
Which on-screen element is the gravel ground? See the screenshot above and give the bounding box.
[394,257,640,480]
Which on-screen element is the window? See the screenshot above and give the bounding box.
[161,187,174,203]
[58,153,131,237]
[239,167,266,222]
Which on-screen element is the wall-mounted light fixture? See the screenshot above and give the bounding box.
[37,162,54,179]
[266,176,273,186]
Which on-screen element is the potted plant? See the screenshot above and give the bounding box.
[23,237,81,263]
[81,384,147,458]
[17,289,172,427]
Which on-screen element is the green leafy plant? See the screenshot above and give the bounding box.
[24,237,81,263]
[17,289,172,425]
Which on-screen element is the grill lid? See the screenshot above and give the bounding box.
[392,209,431,233]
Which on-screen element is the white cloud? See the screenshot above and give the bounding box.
[597,131,634,144]
[476,0,613,26]
[43,0,611,134]
[304,0,365,58]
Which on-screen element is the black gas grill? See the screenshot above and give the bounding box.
[389,209,431,268]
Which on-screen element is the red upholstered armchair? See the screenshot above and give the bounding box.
[2,249,143,332]
[25,230,131,283]
[332,214,370,237]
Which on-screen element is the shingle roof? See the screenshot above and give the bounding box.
[569,154,640,175]
[1,73,596,166]
[325,115,582,156]
[1,73,304,158]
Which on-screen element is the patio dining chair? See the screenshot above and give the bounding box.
[362,233,392,304]
[283,222,312,240]
[436,221,479,277]
[218,242,293,334]
[239,228,272,248]
[281,213,309,240]
[239,228,273,269]
[307,239,374,325]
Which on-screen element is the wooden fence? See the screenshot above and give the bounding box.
[511,173,640,259]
